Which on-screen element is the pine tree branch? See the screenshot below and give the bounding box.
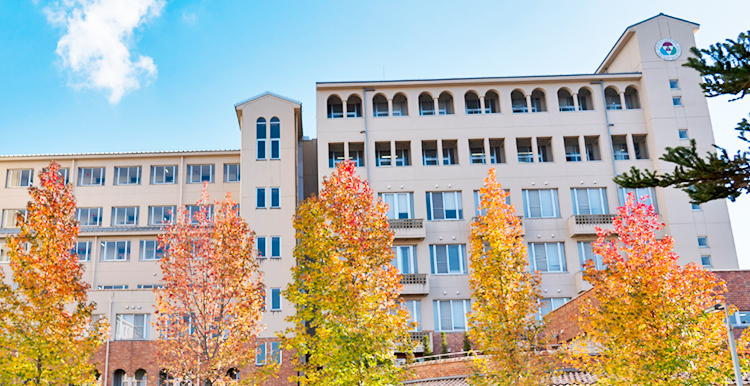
[683,31,750,101]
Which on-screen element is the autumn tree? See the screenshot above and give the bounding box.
[0,161,107,385]
[155,189,266,385]
[281,161,413,386]
[615,31,750,203]
[468,168,546,386]
[566,193,741,385]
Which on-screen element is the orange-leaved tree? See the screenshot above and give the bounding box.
[566,192,746,385]
[0,161,107,385]
[281,160,413,386]
[468,168,547,386]
[155,188,266,385]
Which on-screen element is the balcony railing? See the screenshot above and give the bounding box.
[389,218,426,239]
[400,273,429,295]
[568,214,617,237]
[400,273,427,285]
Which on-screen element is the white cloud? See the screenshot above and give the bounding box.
[45,0,165,104]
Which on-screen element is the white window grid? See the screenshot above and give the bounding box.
[571,188,609,215]
[422,147,439,166]
[539,297,571,318]
[188,164,214,184]
[380,192,414,219]
[578,242,604,270]
[426,191,463,220]
[430,244,466,275]
[112,207,139,226]
[522,189,559,218]
[270,117,281,159]
[392,245,417,274]
[75,241,92,262]
[148,206,176,225]
[114,166,141,185]
[224,164,240,182]
[115,314,150,340]
[433,299,470,332]
[2,209,28,228]
[617,187,659,213]
[270,341,282,364]
[257,118,267,159]
[100,241,130,261]
[256,343,267,365]
[78,167,105,186]
[404,300,422,331]
[529,242,567,272]
[6,169,33,188]
[77,207,103,226]
[186,205,213,224]
[151,165,177,184]
[140,240,163,261]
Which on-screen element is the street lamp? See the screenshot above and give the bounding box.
[704,303,744,386]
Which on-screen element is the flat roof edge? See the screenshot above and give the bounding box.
[316,72,642,87]
[0,149,242,159]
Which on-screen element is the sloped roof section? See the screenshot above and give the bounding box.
[233,91,301,108]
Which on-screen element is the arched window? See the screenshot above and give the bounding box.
[135,369,147,386]
[484,91,500,113]
[327,96,343,118]
[530,89,547,112]
[438,92,454,115]
[419,93,434,116]
[256,118,267,160]
[604,87,621,110]
[373,94,388,117]
[511,90,527,113]
[464,92,481,114]
[557,89,575,112]
[392,93,408,116]
[624,86,640,109]
[113,369,126,386]
[577,87,593,111]
[347,95,362,118]
[270,117,280,159]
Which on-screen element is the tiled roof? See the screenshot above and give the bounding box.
[234,91,302,107]
[0,149,240,159]
[403,376,469,386]
[403,372,598,386]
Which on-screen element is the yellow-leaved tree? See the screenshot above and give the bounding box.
[280,160,413,386]
[0,161,107,385]
[468,168,547,386]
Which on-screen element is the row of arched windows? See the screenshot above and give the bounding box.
[256,117,281,160]
[326,86,640,118]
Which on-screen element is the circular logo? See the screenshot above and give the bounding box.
[655,38,681,61]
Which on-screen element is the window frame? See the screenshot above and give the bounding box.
[257,118,267,159]
[224,164,240,183]
[140,240,163,261]
[270,187,280,208]
[111,206,139,226]
[257,236,267,258]
[528,242,567,273]
[270,117,281,159]
[100,240,131,262]
[77,167,105,186]
[270,236,281,258]
[270,288,281,311]
[571,188,609,215]
[6,169,34,188]
[114,166,141,185]
[578,241,604,270]
[187,164,214,184]
[522,189,560,218]
[148,206,176,225]
[115,313,150,341]
[380,192,414,219]
[429,244,467,275]
[672,97,683,106]
[76,207,103,227]
[392,245,418,274]
[256,188,266,208]
[426,191,463,221]
[432,299,471,332]
[150,165,177,185]
[74,241,92,262]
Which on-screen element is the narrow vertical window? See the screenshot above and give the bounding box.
[255,343,267,365]
[270,288,281,311]
[270,187,280,208]
[224,164,240,182]
[271,236,281,258]
[257,118,267,159]
[270,117,280,159]
[256,188,266,208]
[257,236,267,258]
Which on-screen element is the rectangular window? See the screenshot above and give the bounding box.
[271,236,281,258]
[395,141,411,166]
[697,237,708,248]
[115,314,150,340]
[669,79,679,89]
[473,190,510,217]
[270,288,281,311]
[733,311,750,326]
[469,139,486,164]
[380,193,414,219]
[522,189,559,218]
[140,240,163,261]
[270,188,280,208]
[6,169,33,187]
[564,137,581,162]
[99,285,128,290]
[578,242,604,270]
[78,167,105,186]
[186,205,213,224]
[571,188,609,215]
[420,98,434,115]
[57,168,70,184]
[114,166,141,185]
[540,298,571,317]
[256,343,267,365]
[529,242,567,272]
[257,236,267,258]
[422,141,438,166]
[692,203,702,211]
[392,245,417,274]
[612,135,629,160]
[404,300,422,331]
[100,241,131,261]
[148,206,176,225]
[426,191,463,220]
[137,284,163,289]
[270,118,281,159]
[433,299,470,331]
[489,138,505,164]
[75,241,92,262]
[111,207,139,226]
[537,137,553,163]
[618,187,659,212]
[151,165,177,184]
[76,208,102,226]
[2,209,27,228]
[678,129,689,140]
[672,97,682,106]
[442,140,458,165]
[701,255,712,267]
[584,136,601,161]
[328,143,344,168]
[256,188,266,208]
[349,142,365,167]
[430,244,466,274]
[376,142,392,167]
[188,164,214,184]
[270,341,282,364]
[257,119,267,159]
[632,135,649,159]
[224,164,240,182]
[517,138,533,163]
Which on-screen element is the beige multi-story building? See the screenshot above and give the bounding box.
[0,12,739,386]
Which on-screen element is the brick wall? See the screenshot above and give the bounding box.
[714,270,750,310]
[428,331,469,356]
[406,356,474,381]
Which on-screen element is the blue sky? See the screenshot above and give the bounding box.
[1,0,749,266]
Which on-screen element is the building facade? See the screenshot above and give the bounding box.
[0,13,740,386]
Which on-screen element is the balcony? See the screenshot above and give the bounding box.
[567,214,617,237]
[575,270,592,294]
[400,273,429,295]
[471,215,525,236]
[389,218,426,239]
[410,331,431,353]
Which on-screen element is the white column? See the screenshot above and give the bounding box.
[433,97,439,115]
[437,139,443,165]
[484,137,491,164]
[342,100,348,117]
[572,93,579,111]
[625,134,636,160]
[619,92,627,109]
[479,96,485,114]
[344,142,350,161]
[525,94,533,113]
[388,98,393,117]
[531,137,539,162]
[390,141,397,167]
[578,136,587,162]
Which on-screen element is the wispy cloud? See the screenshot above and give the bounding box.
[44,0,165,104]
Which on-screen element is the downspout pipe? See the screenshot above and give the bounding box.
[591,81,617,177]
[103,294,114,386]
[362,88,375,183]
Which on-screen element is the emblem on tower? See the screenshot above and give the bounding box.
[655,38,682,61]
